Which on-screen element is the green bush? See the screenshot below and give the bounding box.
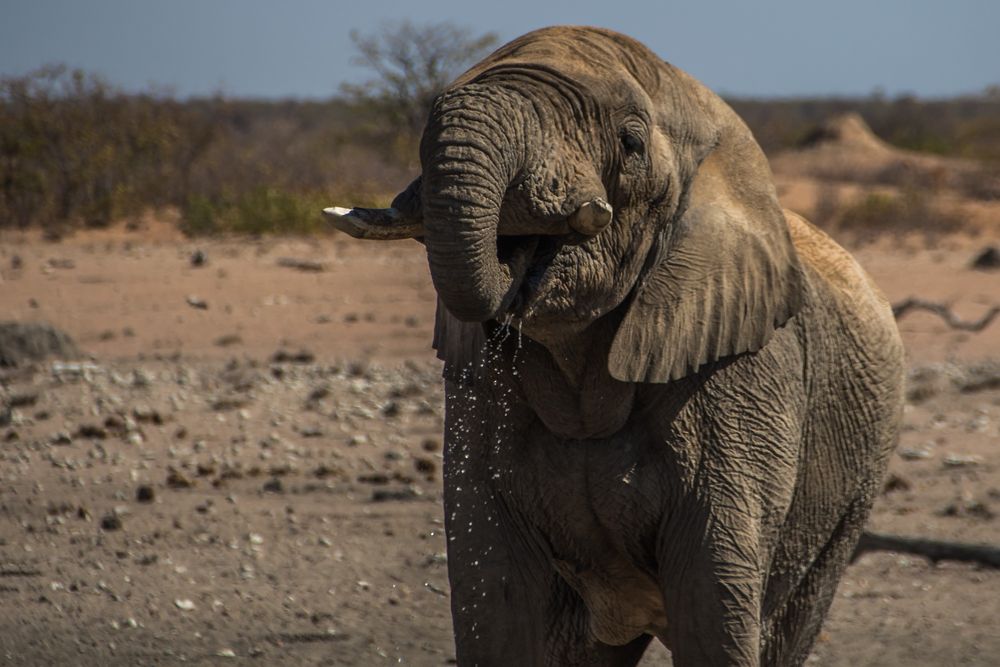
[180,188,337,237]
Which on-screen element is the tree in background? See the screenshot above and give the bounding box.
[341,21,498,153]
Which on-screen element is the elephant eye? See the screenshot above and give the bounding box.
[620,131,644,156]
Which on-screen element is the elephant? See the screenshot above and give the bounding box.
[325,26,904,667]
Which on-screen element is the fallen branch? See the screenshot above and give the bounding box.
[892,298,1000,332]
[852,531,1000,568]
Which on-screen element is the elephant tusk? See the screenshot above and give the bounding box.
[567,198,613,236]
[322,206,425,241]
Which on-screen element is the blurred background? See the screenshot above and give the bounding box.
[1,0,998,239]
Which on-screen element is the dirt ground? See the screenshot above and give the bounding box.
[0,215,998,666]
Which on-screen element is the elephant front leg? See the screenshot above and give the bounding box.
[445,485,653,666]
[658,511,766,667]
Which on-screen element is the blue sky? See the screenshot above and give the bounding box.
[2,0,997,99]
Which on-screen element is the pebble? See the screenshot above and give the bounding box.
[943,454,982,467]
[174,598,196,611]
[185,295,208,310]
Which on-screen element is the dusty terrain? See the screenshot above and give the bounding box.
[1,132,998,667]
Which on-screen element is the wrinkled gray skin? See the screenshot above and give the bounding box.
[331,27,904,666]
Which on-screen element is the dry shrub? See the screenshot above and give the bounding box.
[830,189,965,244]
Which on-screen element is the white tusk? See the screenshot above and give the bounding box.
[567,198,613,236]
[323,206,354,217]
[322,206,423,241]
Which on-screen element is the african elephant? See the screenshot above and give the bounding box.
[326,26,904,667]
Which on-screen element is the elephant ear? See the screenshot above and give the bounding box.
[608,128,805,383]
[433,298,488,385]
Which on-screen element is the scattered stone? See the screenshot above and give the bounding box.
[970,246,1000,271]
[216,649,237,658]
[185,295,208,310]
[214,334,243,348]
[898,447,932,461]
[307,385,330,402]
[943,454,983,468]
[883,473,912,493]
[174,598,195,611]
[358,473,390,485]
[271,348,315,364]
[211,396,251,411]
[100,513,123,531]
[166,468,194,489]
[300,426,324,438]
[381,401,401,418]
[190,250,208,267]
[276,257,326,272]
[313,464,342,479]
[421,438,441,453]
[262,478,284,493]
[132,406,164,424]
[76,424,108,440]
[372,487,421,502]
[135,485,155,503]
[414,457,437,477]
[8,392,38,408]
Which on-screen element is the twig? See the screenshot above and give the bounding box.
[892,298,1000,332]
[852,531,1000,568]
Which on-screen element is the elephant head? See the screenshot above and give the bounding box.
[327,26,804,382]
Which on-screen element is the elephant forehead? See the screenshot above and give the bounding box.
[457,26,666,94]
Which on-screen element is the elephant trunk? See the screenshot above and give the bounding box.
[421,86,535,322]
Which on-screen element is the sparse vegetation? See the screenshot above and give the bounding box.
[833,190,964,243]
[1,39,997,238]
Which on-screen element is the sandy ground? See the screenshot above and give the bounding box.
[0,219,998,666]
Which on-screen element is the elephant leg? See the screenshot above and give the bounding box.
[657,510,765,667]
[761,496,872,667]
[446,484,654,666]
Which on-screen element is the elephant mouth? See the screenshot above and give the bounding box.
[498,234,567,316]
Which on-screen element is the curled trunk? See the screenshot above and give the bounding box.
[420,86,533,322]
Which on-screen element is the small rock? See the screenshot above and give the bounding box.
[76,424,108,440]
[358,472,390,485]
[421,438,441,453]
[216,649,237,658]
[100,513,123,531]
[271,348,315,364]
[276,257,326,272]
[214,334,243,348]
[943,454,982,468]
[971,246,1000,271]
[372,486,421,502]
[414,457,437,476]
[51,431,73,446]
[185,295,208,310]
[262,477,283,493]
[190,250,208,267]
[898,447,932,461]
[882,473,911,493]
[174,598,195,611]
[166,468,194,489]
[136,485,155,503]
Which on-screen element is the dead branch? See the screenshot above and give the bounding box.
[892,298,1000,332]
[852,531,1000,568]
